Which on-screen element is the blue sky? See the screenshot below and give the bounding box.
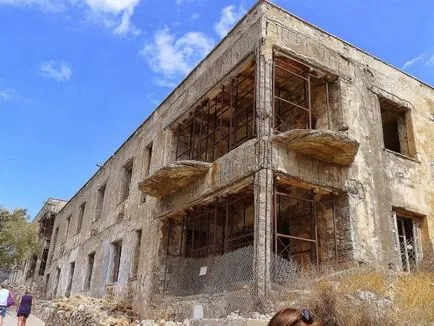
[0,0,433,219]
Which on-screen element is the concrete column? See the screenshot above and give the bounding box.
[254,169,273,298]
[253,40,274,298]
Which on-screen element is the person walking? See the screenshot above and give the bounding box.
[16,288,32,326]
[0,283,12,326]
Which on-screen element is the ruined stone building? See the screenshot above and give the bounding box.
[11,0,434,317]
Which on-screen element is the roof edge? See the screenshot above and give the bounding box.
[54,2,266,218]
[263,1,433,90]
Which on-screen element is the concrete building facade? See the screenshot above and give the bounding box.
[14,1,434,317]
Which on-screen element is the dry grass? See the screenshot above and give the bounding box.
[299,268,434,326]
[394,271,434,323]
[337,269,388,296]
[303,282,398,326]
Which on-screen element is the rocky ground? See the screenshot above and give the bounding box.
[3,266,433,326]
[38,296,271,326]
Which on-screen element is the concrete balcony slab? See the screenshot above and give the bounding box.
[273,129,359,166]
[138,160,212,198]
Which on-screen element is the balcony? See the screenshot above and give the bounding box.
[273,129,359,166]
[138,160,211,199]
[272,52,359,166]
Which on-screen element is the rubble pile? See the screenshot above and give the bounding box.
[39,295,139,326]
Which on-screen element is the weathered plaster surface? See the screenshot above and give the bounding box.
[12,1,433,318]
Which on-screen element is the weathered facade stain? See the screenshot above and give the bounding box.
[11,1,433,318]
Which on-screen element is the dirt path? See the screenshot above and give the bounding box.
[3,308,45,326]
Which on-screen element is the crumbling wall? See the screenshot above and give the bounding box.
[263,2,434,264]
[28,2,433,321]
[43,3,265,318]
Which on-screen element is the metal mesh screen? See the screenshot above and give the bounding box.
[159,245,326,318]
[399,239,417,272]
[164,245,254,297]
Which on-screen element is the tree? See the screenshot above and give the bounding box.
[0,208,40,271]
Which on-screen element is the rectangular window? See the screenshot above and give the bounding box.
[27,254,38,279]
[84,252,95,290]
[45,273,50,292]
[64,215,71,242]
[66,262,75,298]
[53,226,59,249]
[121,161,133,201]
[379,97,414,157]
[54,267,61,297]
[131,229,142,277]
[111,240,122,283]
[76,202,86,233]
[144,143,153,176]
[141,143,153,203]
[38,248,49,276]
[95,184,106,220]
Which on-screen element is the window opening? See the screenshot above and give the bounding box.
[379,97,413,156]
[54,267,61,297]
[38,248,49,276]
[95,184,106,220]
[141,143,153,203]
[121,161,133,201]
[111,240,122,283]
[273,53,332,133]
[85,252,95,290]
[65,261,75,297]
[45,273,50,292]
[162,190,255,296]
[76,202,86,233]
[396,216,417,272]
[272,182,340,269]
[39,213,55,241]
[131,229,142,277]
[50,226,59,264]
[64,215,71,242]
[27,254,38,279]
[182,193,254,258]
[175,59,256,163]
[53,227,59,249]
[274,187,319,265]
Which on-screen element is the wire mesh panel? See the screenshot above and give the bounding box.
[162,192,255,298]
[396,216,418,272]
[164,245,254,297]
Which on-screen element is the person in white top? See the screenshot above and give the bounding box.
[0,283,10,326]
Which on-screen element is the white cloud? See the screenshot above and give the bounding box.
[0,88,14,102]
[153,77,177,88]
[214,4,245,38]
[402,52,434,69]
[140,26,214,87]
[191,13,200,20]
[426,55,434,66]
[84,0,141,36]
[113,8,140,36]
[0,0,63,11]
[85,0,139,13]
[0,83,20,104]
[40,61,72,81]
[0,0,142,36]
[175,0,197,5]
[402,54,425,69]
